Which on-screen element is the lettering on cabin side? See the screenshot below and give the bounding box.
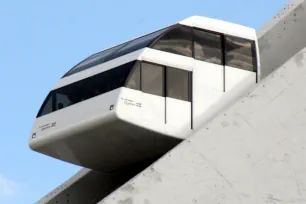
[121,98,142,108]
[39,122,56,131]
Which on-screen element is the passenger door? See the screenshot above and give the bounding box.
[165,67,192,132]
[141,62,166,129]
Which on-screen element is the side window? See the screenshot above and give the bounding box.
[166,67,190,101]
[151,26,192,57]
[141,62,164,96]
[37,93,54,117]
[56,62,134,112]
[125,61,141,90]
[38,62,137,117]
[193,29,223,65]
[225,36,256,72]
[108,63,133,90]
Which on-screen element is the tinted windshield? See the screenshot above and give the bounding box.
[37,61,138,117]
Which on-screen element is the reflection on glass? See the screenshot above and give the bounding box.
[141,62,164,97]
[194,29,222,65]
[226,36,255,71]
[151,26,192,57]
[166,67,190,101]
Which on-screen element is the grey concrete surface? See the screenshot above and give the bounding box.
[36,159,158,204]
[258,0,306,79]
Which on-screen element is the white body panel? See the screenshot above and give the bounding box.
[179,16,256,40]
[141,49,193,72]
[225,66,257,92]
[194,60,223,91]
[117,89,192,138]
[166,98,191,131]
[117,89,166,133]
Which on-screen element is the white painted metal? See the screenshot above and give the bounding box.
[225,66,257,92]
[179,16,256,41]
[194,60,223,91]
[141,48,194,72]
[166,98,191,132]
[29,16,259,173]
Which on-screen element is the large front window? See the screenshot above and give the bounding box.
[37,61,138,117]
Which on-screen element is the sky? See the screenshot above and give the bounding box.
[0,0,289,203]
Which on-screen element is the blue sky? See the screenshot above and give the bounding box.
[0,0,288,203]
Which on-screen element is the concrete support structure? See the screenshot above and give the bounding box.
[37,0,306,203]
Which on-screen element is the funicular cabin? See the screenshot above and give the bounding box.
[29,16,260,172]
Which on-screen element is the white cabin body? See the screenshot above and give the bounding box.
[29,16,260,172]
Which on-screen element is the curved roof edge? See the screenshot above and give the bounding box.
[179,15,257,40]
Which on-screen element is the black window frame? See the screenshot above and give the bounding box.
[251,40,258,83]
